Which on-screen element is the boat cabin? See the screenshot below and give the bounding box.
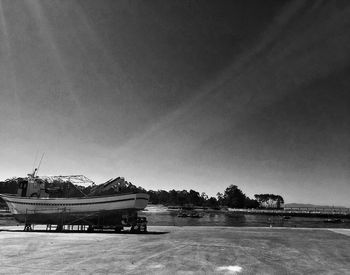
[16,171,49,198]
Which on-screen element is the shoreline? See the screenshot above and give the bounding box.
[2,212,350,230]
[1,224,350,231]
[146,205,350,218]
[2,224,350,232]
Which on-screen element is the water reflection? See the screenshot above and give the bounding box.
[142,211,350,228]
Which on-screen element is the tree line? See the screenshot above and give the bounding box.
[0,178,284,209]
[146,185,260,209]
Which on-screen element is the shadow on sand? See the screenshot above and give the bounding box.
[0,228,169,235]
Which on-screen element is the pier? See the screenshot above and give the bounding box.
[228,207,350,218]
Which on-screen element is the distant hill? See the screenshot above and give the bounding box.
[285,203,348,209]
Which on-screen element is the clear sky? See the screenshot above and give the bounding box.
[0,0,349,206]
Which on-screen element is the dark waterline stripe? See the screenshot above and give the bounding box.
[6,197,148,206]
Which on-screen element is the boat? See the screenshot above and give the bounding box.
[189,211,202,218]
[1,192,149,223]
[323,218,342,223]
[177,210,189,217]
[0,169,149,232]
[177,213,189,217]
[177,209,202,218]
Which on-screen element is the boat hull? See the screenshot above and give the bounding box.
[12,209,134,225]
[0,193,149,226]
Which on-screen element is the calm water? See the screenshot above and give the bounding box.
[142,211,350,229]
[1,211,350,229]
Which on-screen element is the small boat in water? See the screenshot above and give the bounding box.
[323,218,342,223]
[177,211,189,217]
[0,169,149,232]
[177,210,202,218]
[189,211,202,218]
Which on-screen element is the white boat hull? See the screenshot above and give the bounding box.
[0,193,149,225]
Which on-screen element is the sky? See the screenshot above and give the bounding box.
[0,0,349,206]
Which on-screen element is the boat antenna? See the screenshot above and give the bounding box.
[32,150,38,174]
[35,153,45,177]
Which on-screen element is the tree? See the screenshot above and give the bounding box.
[177,190,189,205]
[223,185,246,208]
[169,189,178,205]
[200,192,208,206]
[189,189,201,206]
[147,190,160,204]
[0,178,19,194]
[158,190,170,204]
[206,197,219,209]
[216,192,224,205]
[244,197,259,208]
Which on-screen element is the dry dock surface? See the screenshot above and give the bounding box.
[0,226,349,274]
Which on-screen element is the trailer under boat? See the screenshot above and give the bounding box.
[0,169,150,232]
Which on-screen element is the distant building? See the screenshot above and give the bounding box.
[254,194,284,209]
[259,198,284,209]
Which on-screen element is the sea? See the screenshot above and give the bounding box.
[1,209,350,229]
[141,210,350,229]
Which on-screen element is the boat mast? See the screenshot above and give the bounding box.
[35,153,45,177]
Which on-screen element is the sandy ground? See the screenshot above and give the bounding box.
[0,226,349,275]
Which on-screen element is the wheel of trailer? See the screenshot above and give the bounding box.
[115,226,123,233]
[24,224,32,231]
[130,226,140,233]
[56,224,63,232]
